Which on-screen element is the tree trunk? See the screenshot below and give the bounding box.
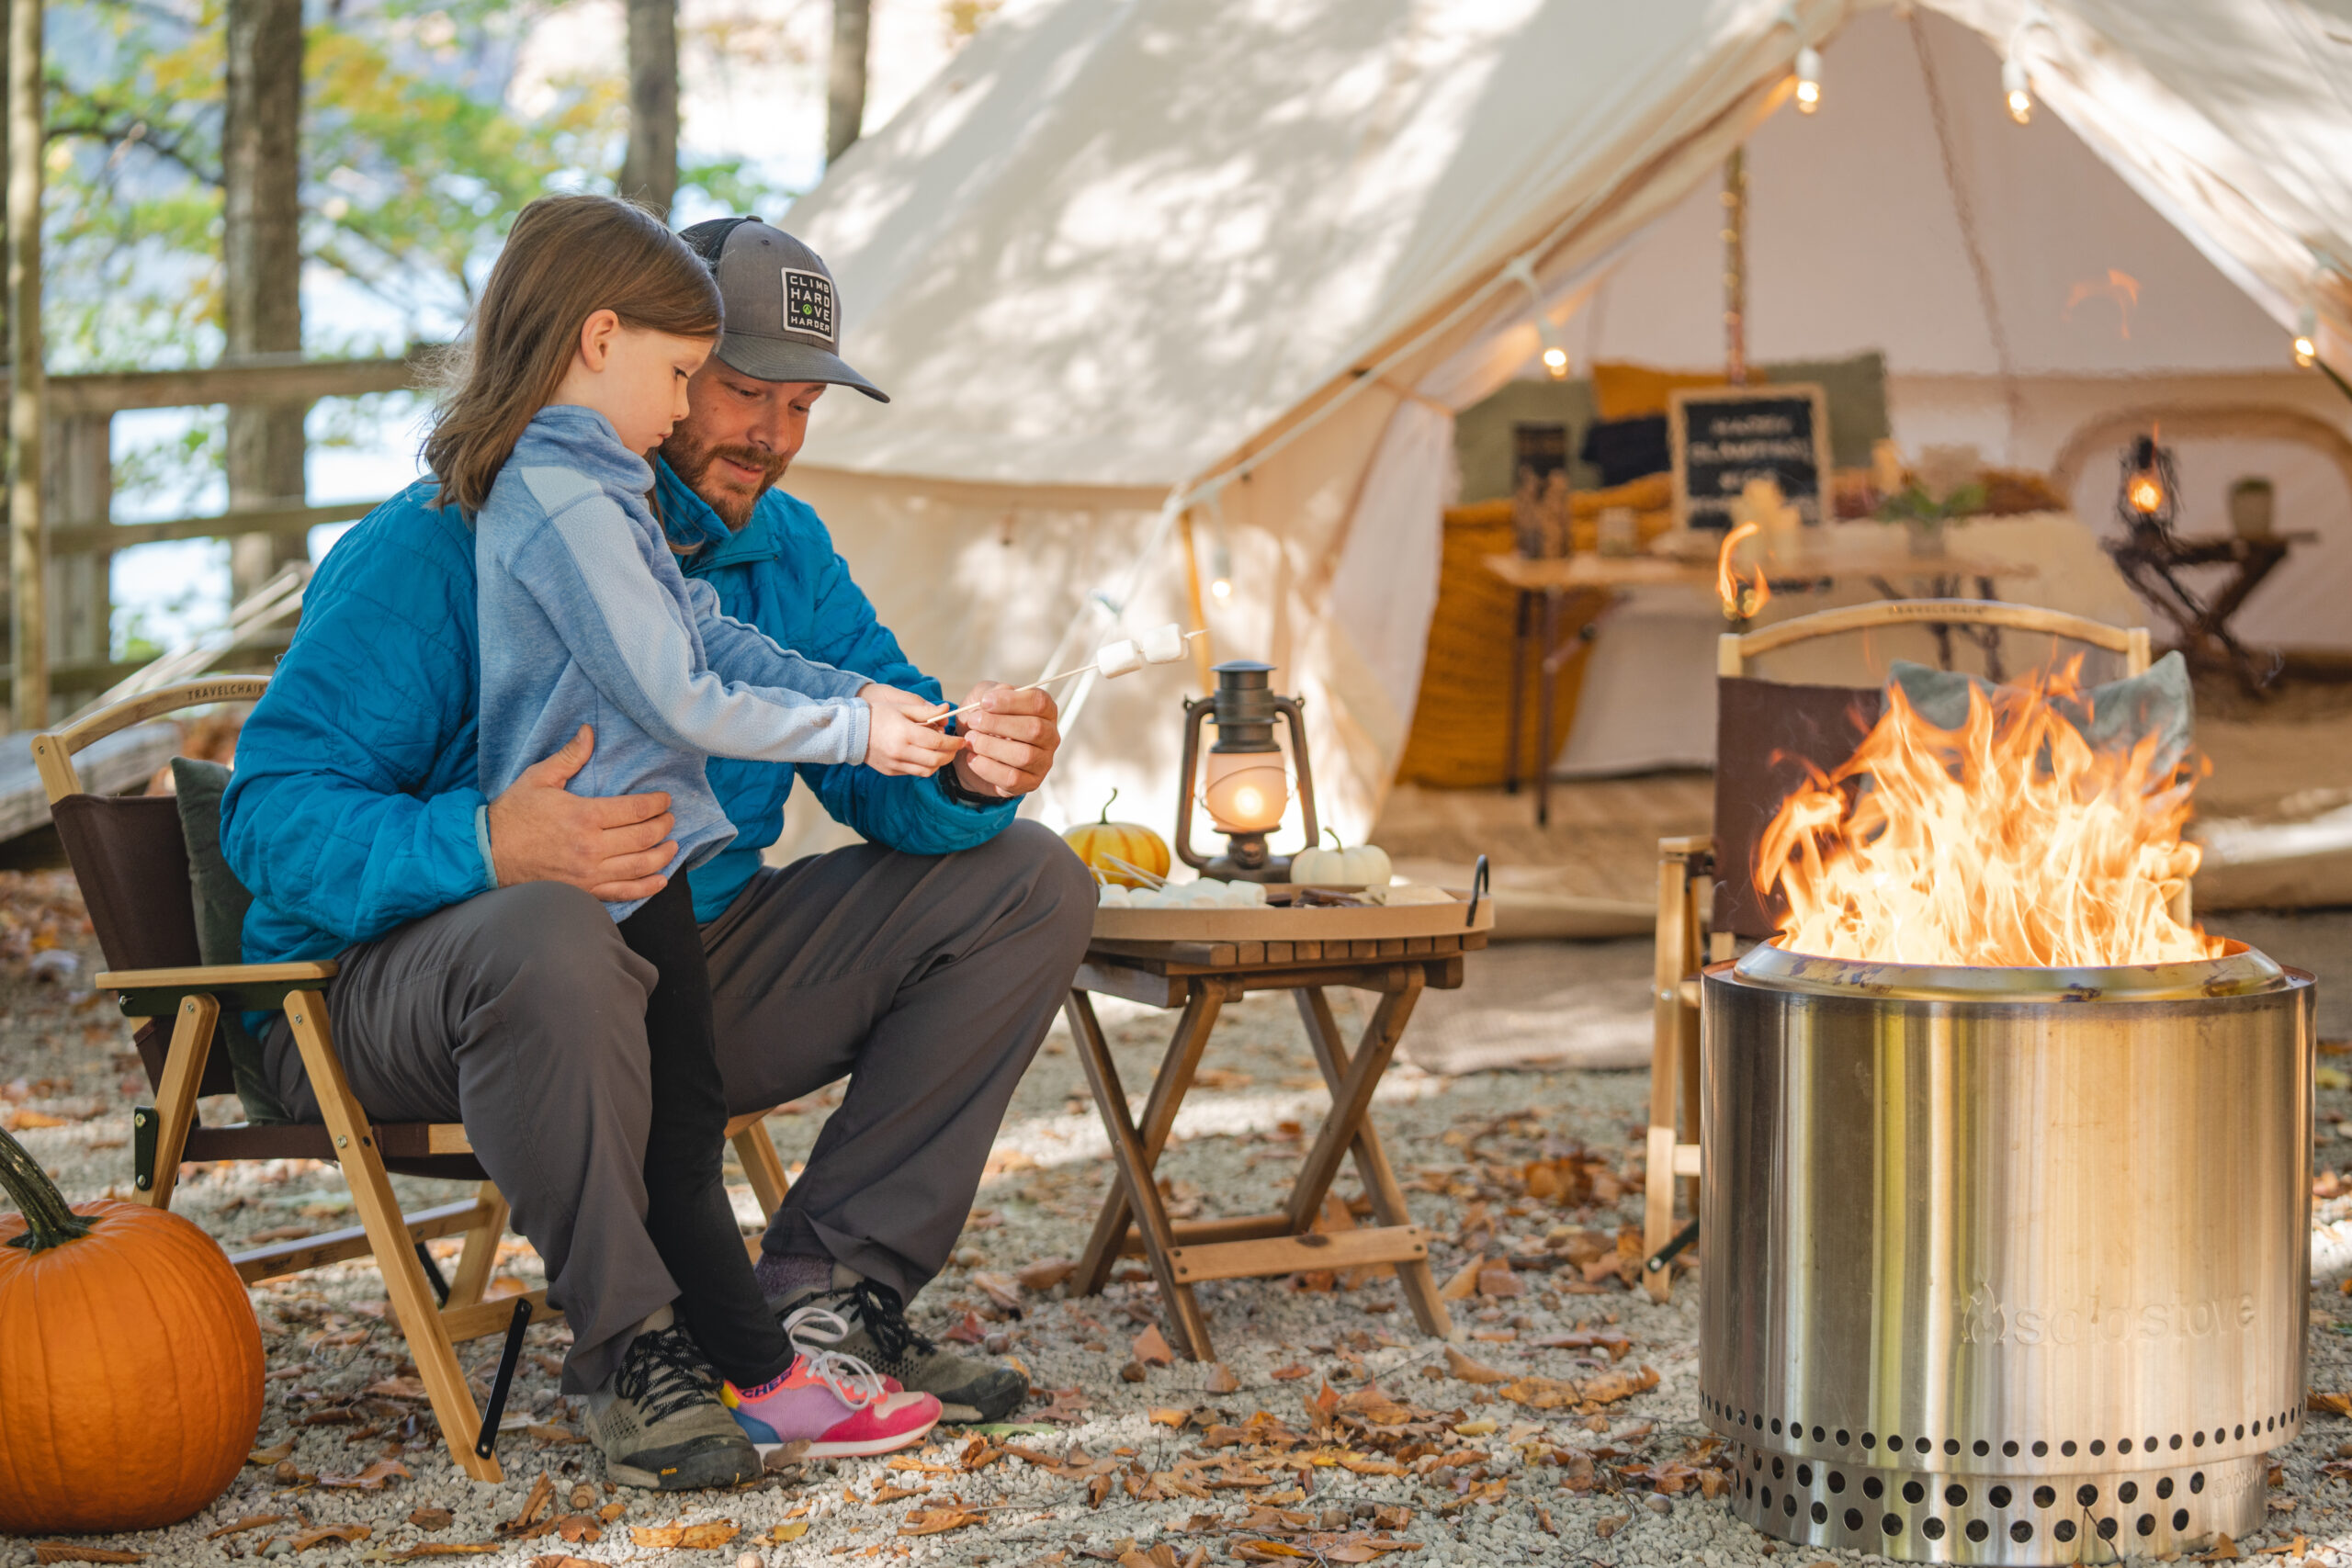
[621,0,678,217]
[222,0,306,602]
[826,0,871,166]
[6,0,40,728]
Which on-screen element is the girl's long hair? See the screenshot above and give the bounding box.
[424,194,721,513]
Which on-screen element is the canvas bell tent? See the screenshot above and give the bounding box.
[775,0,2352,852]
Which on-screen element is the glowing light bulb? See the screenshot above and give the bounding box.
[2297,307,2319,368]
[1541,344,1569,378]
[1211,578,1233,601]
[1232,786,1263,819]
[1794,45,1822,113]
[2296,335,2318,368]
[2002,56,2031,124]
[2128,475,2165,514]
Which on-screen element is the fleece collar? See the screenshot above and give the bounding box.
[513,405,653,495]
[654,457,782,570]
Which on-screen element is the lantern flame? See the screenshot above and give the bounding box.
[1716,521,1770,620]
[1757,662,2220,967]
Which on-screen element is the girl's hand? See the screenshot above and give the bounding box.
[858,684,965,777]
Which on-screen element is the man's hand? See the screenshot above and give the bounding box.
[949,682,1062,800]
[485,726,678,903]
[858,684,967,777]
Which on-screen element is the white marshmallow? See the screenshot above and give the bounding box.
[1139,624,1187,664]
[1097,638,1145,677]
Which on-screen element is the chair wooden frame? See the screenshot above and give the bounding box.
[1640,601,2157,1303]
[36,680,798,1481]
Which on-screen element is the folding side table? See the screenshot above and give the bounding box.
[1064,890,1492,1359]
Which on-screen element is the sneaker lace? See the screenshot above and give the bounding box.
[615,1322,721,1426]
[782,1305,888,1407]
[842,1278,935,1365]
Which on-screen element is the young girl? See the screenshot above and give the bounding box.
[424,193,954,1486]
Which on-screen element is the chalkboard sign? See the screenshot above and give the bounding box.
[1668,383,1834,531]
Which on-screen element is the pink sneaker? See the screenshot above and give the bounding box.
[724,1307,942,1459]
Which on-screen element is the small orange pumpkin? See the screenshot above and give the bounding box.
[1063,788,1171,888]
[0,1121,263,1531]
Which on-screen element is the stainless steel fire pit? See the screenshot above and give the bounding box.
[1701,941,2314,1564]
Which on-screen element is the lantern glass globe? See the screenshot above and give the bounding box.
[1203,751,1289,833]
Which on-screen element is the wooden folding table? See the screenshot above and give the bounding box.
[1065,890,1493,1359]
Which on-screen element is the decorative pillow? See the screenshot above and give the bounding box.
[1887,651,2192,781]
[170,759,289,1124]
[1758,351,1889,469]
[1577,414,1671,488]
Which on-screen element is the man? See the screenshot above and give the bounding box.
[220,219,1094,1491]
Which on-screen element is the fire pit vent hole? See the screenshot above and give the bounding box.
[2053,1521,2077,1543]
[1944,1485,1967,1507]
[1963,1521,1989,1543]
[2010,1521,2033,1543]
[1921,1518,1946,1541]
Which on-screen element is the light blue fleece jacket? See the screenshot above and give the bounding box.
[475,405,873,917]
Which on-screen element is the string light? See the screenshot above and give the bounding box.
[1794,44,1823,112]
[2002,55,2032,124]
[1502,255,1568,380]
[2296,306,2319,369]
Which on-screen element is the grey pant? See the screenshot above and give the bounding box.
[263,819,1094,1392]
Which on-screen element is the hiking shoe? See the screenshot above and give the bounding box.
[773,1271,1026,1424]
[586,1306,763,1491]
[725,1306,943,1458]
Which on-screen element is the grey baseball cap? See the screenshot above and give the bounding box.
[677,217,888,402]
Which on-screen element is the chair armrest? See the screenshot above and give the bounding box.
[98,961,339,1020]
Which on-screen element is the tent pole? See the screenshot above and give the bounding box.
[1721,147,1747,387]
[1178,507,1214,692]
[7,0,42,730]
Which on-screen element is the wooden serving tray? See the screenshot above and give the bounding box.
[1091,887,1493,943]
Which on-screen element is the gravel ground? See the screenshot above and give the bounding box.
[5,879,2352,1567]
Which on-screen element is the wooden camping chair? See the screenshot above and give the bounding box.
[33,679,798,1482]
[1639,602,2160,1303]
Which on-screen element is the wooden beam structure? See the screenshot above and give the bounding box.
[0,352,426,419]
[8,0,41,728]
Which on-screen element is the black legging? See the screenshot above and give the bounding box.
[617,875,795,1388]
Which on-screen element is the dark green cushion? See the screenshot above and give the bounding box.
[171,758,290,1123]
[1758,350,1890,469]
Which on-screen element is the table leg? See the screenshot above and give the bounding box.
[1294,988,1454,1341]
[1063,987,1217,1359]
[1073,983,1226,1294]
[1281,971,1424,1229]
[1535,590,1558,828]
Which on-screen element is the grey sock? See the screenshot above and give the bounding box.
[754,1249,838,1303]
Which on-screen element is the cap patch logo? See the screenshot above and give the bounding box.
[781,268,835,344]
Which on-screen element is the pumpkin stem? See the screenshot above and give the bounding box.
[1324,827,1343,851]
[0,1121,94,1253]
[1099,787,1118,825]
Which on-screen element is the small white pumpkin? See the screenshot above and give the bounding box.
[1290,829,1393,888]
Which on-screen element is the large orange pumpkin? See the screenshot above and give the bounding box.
[1063,789,1171,888]
[0,1122,263,1531]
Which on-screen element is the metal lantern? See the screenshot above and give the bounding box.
[1174,660,1319,883]
[2119,434,2179,535]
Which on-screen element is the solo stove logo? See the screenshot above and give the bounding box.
[1958,1283,2256,1347]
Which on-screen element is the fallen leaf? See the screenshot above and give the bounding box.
[972,1271,1024,1312]
[868,1484,928,1503]
[1133,1324,1175,1366]
[1437,1258,1482,1301]
[1233,1543,1309,1560]
[358,1549,503,1562]
[1594,1515,1630,1540]
[899,1507,986,1536]
[1037,1387,1091,1423]
[597,1503,626,1523]
[1475,1261,1523,1299]
[944,1310,989,1345]
[2312,1393,2352,1417]
[319,1459,411,1490]
[550,1515,601,1544]
[1206,1362,1241,1394]
[409,1509,454,1531]
[497,1473,557,1536]
[525,1423,584,1446]
[8,1110,68,1129]
[33,1551,144,1566]
[1443,1346,1510,1385]
[1269,1363,1310,1382]
[248,1441,296,1466]
[1148,1407,1193,1427]
[365,1376,430,1401]
[1018,1258,1077,1291]
[292,1525,372,1551]
[2199,1535,2238,1562]
[763,1521,810,1544]
[206,1516,289,1540]
[628,1521,739,1549]
[527,1558,600,1568]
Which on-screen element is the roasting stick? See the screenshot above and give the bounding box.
[922,625,1205,726]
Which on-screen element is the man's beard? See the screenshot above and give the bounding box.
[662,427,792,529]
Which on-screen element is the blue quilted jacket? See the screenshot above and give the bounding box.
[221,462,1016,963]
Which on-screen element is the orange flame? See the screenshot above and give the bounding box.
[1756,662,2218,967]
[2064,268,2141,339]
[1716,522,1770,620]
